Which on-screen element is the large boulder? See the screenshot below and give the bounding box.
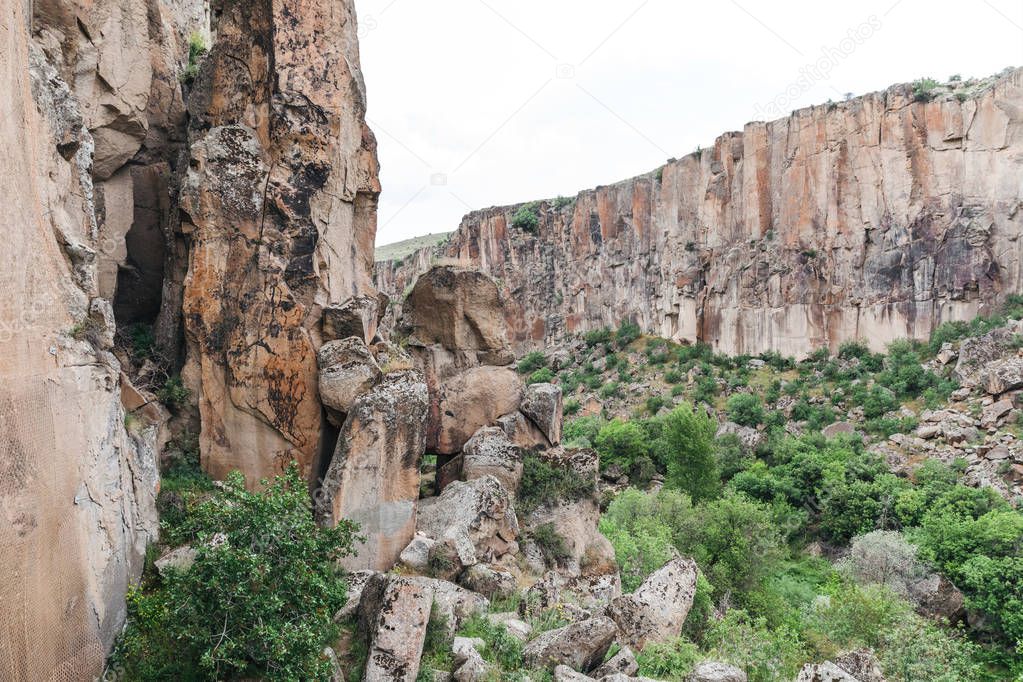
[688,661,747,682]
[523,616,618,672]
[432,366,523,454]
[317,337,382,424]
[410,577,489,636]
[323,293,387,345]
[794,661,860,682]
[360,575,433,682]
[461,426,524,493]
[417,476,520,568]
[521,382,564,445]
[592,646,639,678]
[606,557,699,650]
[400,266,514,364]
[954,324,1022,387]
[317,371,429,570]
[984,357,1023,395]
[459,563,519,600]
[498,410,554,450]
[907,573,966,622]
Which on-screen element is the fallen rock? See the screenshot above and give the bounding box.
[487,612,532,642]
[335,569,377,621]
[908,573,966,623]
[452,636,491,682]
[606,557,699,650]
[154,545,196,576]
[794,661,859,682]
[716,421,765,451]
[523,616,618,672]
[400,266,514,365]
[417,476,520,567]
[461,426,524,493]
[399,533,437,573]
[592,646,639,678]
[833,649,885,682]
[985,358,1023,395]
[432,366,523,454]
[317,370,429,570]
[521,382,564,445]
[982,398,1014,426]
[317,337,382,423]
[362,575,433,682]
[497,410,553,450]
[822,421,856,439]
[412,577,489,635]
[459,563,518,600]
[555,665,596,681]
[323,293,386,345]
[688,661,747,682]
[955,326,1019,387]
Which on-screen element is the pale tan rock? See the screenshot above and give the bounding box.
[461,426,524,493]
[433,366,523,454]
[317,337,382,423]
[417,476,520,567]
[521,382,564,445]
[606,557,699,650]
[362,575,433,682]
[592,646,639,678]
[523,616,618,672]
[688,661,747,682]
[323,293,386,344]
[317,371,429,570]
[379,70,1023,359]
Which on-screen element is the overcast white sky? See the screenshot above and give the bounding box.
[355,0,1023,246]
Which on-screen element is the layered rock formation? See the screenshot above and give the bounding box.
[179,0,381,485]
[0,0,203,676]
[378,69,1023,358]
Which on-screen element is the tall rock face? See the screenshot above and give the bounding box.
[179,0,381,485]
[0,0,204,676]
[378,70,1023,358]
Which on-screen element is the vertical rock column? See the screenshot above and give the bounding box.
[179,0,380,485]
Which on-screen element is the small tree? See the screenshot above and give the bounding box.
[661,403,719,501]
[839,530,927,597]
[726,393,765,427]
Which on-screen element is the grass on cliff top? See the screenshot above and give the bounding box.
[374,231,453,263]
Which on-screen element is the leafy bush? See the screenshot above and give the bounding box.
[517,351,547,374]
[646,394,667,415]
[563,416,604,448]
[527,367,555,385]
[584,328,613,347]
[912,77,940,102]
[599,381,621,398]
[511,202,541,233]
[457,615,525,671]
[180,32,208,83]
[531,523,571,567]
[726,393,765,427]
[594,419,649,471]
[158,375,191,411]
[839,530,927,597]
[563,398,580,416]
[517,454,595,514]
[615,320,642,348]
[111,465,358,680]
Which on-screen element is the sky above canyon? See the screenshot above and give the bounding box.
[356,0,1023,246]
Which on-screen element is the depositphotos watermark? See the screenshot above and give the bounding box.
[753,15,882,120]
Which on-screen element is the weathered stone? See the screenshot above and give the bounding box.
[317,371,429,570]
[908,573,966,623]
[181,0,381,486]
[716,420,765,450]
[154,545,197,576]
[410,577,489,636]
[461,426,524,493]
[523,616,618,672]
[985,358,1023,395]
[362,576,432,682]
[592,647,639,678]
[400,266,514,364]
[555,665,596,681]
[452,637,492,682]
[498,410,554,450]
[521,382,564,444]
[795,661,860,682]
[399,533,437,573]
[833,649,886,682]
[432,365,523,454]
[460,563,519,600]
[336,570,378,621]
[687,661,747,682]
[982,398,1014,426]
[323,294,385,345]
[822,421,856,439]
[417,476,520,567]
[487,612,532,642]
[955,326,1020,387]
[317,337,382,423]
[606,557,699,650]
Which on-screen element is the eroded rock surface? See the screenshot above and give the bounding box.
[606,557,699,650]
[379,70,1023,359]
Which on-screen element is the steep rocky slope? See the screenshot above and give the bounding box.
[378,70,1023,358]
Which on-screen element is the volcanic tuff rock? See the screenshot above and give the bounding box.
[179,0,380,485]
[378,69,1023,358]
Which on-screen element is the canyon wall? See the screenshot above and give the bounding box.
[378,70,1023,357]
[0,0,204,677]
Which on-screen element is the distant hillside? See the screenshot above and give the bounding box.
[374,232,453,262]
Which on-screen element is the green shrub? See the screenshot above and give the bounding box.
[701,609,806,682]
[599,381,621,398]
[584,328,613,347]
[615,320,642,348]
[726,393,765,427]
[111,465,358,680]
[531,523,571,567]
[180,32,208,83]
[517,351,547,374]
[457,615,525,671]
[912,77,940,102]
[511,202,541,233]
[127,323,156,360]
[158,375,191,411]
[517,454,595,514]
[635,637,700,679]
[528,367,555,385]
[594,419,649,471]
[563,416,604,448]
[664,369,682,384]
[646,394,667,415]
[564,398,580,416]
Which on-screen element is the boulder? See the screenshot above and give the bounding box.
[399,533,437,573]
[432,366,523,454]
[498,410,554,450]
[461,426,524,493]
[317,337,382,423]
[822,421,856,439]
[459,563,519,600]
[606,557,699,650]
[521,382,564,445]
[336,570,377,621]
[361,575,433,682]
[400,266,514,364]
[833,649,886,682]
[954,326,1018,387]
[907,573,966,623]
[317,371,429,570]
[555,665,596,681]
[452,637,491,681]
[716,421,764,451]
[592,646,639,678]
[523,616,618,672]
[982,398,1014,426]
[795,661,860,682]
[487,612,532,642]
[417,476,520,567]
[154,545,196,576]
[985,358,1023,395]
[323,293,386,345]
[688,661,747,682]
[412,577,489,635]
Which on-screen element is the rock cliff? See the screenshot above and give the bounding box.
[377,69,1023,358]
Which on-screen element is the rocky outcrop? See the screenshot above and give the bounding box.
[378,70,1023,358]
[523,615,618,672]
[361,574,434,682]
[179,0,380,485]
[317,371,429,570]
[606,557,699,650]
